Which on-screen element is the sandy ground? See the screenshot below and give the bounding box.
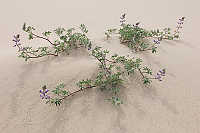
[0,0,200,132]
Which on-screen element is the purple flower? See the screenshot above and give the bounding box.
[40,94,45,99]
[153,39,160,44]
[120,13,126,25]
[159,69,166,76]
[155,69,166,81]
[39,85,50,100]
[13,34,21,47]
[155,73,162,81]
[40,94,50,99]
[12,34,23,51]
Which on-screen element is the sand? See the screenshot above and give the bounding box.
[0,0,200,132]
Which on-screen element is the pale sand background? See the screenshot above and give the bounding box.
[0,0,200,132]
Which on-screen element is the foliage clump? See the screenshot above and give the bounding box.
[105,14,185,53]
[13,14,185,106]
[40,47,165,106]
[13,23,91,61]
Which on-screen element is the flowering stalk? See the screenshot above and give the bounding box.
[40,83,96,106]
[39,85,50,100]
[154,69,166,81]
[173,17,186,38]
[12,34,23,51]
[120,13,126,26]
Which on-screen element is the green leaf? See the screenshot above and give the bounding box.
[80,24,88,33]
[22,23,26,31]
[62,90,68,96]
[28,33,33,40]
[55,99,61,106]
[143,77,152,85]
[152,47,157,53]
[174,35,179,38]
[54,27,65,36]
[42,31,51,37]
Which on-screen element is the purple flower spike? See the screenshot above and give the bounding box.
[13,34,20,43]
[155,69,166,81]
[39,86,50,100]
[12,34,23,51]
[175,17,185,35]
[120,13,126,25]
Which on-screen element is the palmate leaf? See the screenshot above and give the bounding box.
[54,27,65,36]
[50,98,62,106]
[55,99,61,106]
[80,24,88,33]
[143,67,152,75]
[152,47,157,53]
[42,31,51,37]
[52,83,66,95]
[56,83,65,89]
[77,79,93,89]
[61,90,68,96]
[52,89,60,95]
[22,23,35,33]
[28,33,33,40]
[143,77,152,85]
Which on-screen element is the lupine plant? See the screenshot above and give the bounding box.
[12,14,185,107]
[105,14,185,53]
[40,47,166,106]
[12,23,92,61]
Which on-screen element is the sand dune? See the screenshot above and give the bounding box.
[0,0,200,132]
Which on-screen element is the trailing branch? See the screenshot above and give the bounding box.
[40,47,166,106]
[13,23,92,61]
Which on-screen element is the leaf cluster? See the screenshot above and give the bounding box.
[76,47,154,105]
[105,14,185,53]
[16,23,92,61]
[12,14,176,106]
[42,46,157,106]
[46,83,69,106]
